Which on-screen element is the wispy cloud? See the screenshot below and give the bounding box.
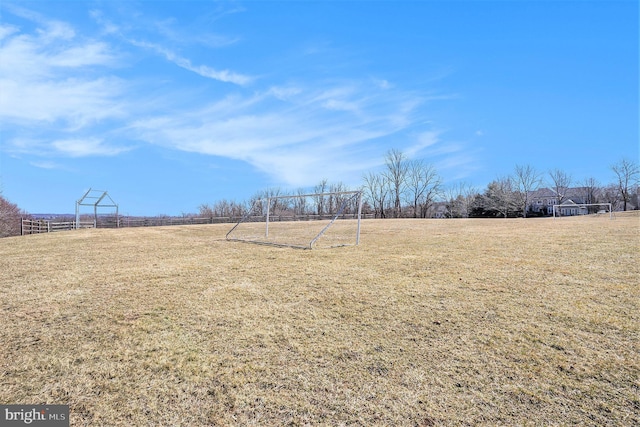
[129,80,435,186]
[0,8,124,130]
[89,9,120,35]
[52,138,132,157]
[8,136,132,158]
[3,3,75,40]
[372,78,392,90]
[0,25,115,79]
[0,77,126,128]
[435,151,481,182]
[405,131,441,158]
[0,24,19,40]
[0,6,133,159]
[153,17,240,49]
[128,39,253,85]
[29,160,62,170]
[1,4,466,188]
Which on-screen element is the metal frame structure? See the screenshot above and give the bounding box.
[75,188,119,229]
[552,202,613,219]
[227,190,363,249]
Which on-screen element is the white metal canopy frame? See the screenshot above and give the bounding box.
[75,188,119,229]
[226,190,363,249]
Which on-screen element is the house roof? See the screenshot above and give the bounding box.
[558,199,579,206]
[528,187,591,203]
[528,188,558,199]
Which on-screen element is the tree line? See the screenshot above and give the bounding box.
[198,151,639,221]
[0,155,637,238]
[198,180,360,219]
[466,159,639,218]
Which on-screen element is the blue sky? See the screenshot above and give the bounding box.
[0,0,637,216]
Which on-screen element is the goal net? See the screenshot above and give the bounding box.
[552,203,613,219]
[226,191,363,249]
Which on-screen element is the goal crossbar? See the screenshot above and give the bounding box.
[226,190,363,249]
[253,190,361,200]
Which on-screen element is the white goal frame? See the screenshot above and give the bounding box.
[226,190,363,249]
[552,203,613,219]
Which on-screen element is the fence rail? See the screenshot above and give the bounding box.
[21,219,49,235]
[20,213,376,236]
[21,219,95,235]
[116,217,215,227]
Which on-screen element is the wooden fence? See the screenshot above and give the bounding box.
[116,217,215,227]
[20,214,376,236]
[21,219,95,235]
[20,217,226,235]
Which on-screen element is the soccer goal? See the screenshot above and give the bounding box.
[226,191,363,249]
[552,203,613,219]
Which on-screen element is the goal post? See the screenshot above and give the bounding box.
[226,190,363,249]
[552,203,613,219]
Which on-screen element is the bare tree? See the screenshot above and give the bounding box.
[313,179,328,216]
[328,182,348,215]
[249,187,282,216]
[548,169,572,205]
[444,181,477,218]
[213,199,231,217]
[330,182,358,215]
[198,203,214,219]
[601,184,621,211]
[486,176,518,218]
[384,149,409,218]
[294,188,309,216]
[611,158,640,211]
[199,199,246,219]
[580,177,600,205]
[265,187,283,214]
[406,159,441,218]
[513,164,542,217]
[442,186,458,218]
[460,183,479,218]
[0,194,25,238]
[230,200,246,217]
[362,171,389,218]
[631,184,640,211]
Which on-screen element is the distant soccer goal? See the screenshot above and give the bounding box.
[553,203,613,219]
[226,191,363,249]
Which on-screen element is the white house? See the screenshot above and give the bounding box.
[528,188,590,216]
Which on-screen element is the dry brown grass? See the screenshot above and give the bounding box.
[1,213,638,426]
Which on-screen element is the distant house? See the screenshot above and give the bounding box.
[528,188,560,216]
[431,202,448,218]
[528,187,591,216]
[555,199,589,216]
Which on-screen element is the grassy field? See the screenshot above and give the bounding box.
[1,213,638,426]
